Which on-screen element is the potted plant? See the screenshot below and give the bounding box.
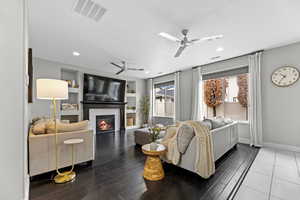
[148,127,161,150]
[140,96,150,127]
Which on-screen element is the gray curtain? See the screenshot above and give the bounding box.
[191,67,203,120]
[175,71,181,121]
[249,52,263,146]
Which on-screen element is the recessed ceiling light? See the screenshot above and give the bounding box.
[216,47,224,52]
[73,51,80,56]
[145,71,150,74]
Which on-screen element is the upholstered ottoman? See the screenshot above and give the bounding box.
[134,128,165,145]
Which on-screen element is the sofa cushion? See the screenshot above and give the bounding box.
[201,119,213,130]
[210,118,227,129]
[177,124,195,154]
[46,120,89,133]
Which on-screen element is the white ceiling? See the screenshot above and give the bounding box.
[29,0,300,78]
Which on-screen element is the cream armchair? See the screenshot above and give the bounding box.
[29,129,94,177]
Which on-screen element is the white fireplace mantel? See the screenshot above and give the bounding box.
[89,108,120,134]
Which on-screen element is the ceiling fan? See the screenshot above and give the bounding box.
[159,29,223,57]
[110,61,144,75]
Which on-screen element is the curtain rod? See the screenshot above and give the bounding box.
[192,49,264,69]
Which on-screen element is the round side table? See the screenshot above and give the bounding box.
[54,138,84,184]
[142,143,166,181]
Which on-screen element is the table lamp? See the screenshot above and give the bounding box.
[36,79,74,184]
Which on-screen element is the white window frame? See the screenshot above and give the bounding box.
[153,81,175,118]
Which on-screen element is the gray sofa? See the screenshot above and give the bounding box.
[174,122,238,173]
[134,119,239,176]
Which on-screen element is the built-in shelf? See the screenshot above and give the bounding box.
[126,80,138,128]
[60,68,82,122]
[126,125,138,130]
[126,93,136,97]
[126,110,136,114]
[60,110,80,116]
[68,87,80,93]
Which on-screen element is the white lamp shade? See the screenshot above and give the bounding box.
[37,79,69,100]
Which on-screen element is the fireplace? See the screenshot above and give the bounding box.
[96,115,115,134]
[83,102,125,133]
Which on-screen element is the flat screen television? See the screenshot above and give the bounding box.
[83,74,126,103]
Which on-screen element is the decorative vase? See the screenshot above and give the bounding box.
[150,142,158,150]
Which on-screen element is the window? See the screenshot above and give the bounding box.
[154,81,175,117]
[202,72,248,121]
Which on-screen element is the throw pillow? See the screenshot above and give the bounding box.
[201,119,212,130]
[46,120,89,133]
[32,119,48,135]
[31,118,53,135]
[177,124,195,154]
[211,118,226,129]
[224,118,233,124]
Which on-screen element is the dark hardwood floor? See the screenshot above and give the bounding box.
[30,131,258,200]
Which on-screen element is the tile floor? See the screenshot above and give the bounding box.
[234,147,300,200]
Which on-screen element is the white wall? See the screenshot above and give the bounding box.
[30,57,146,125]
[0,0,28,199]
[31,58,61,119]
[262,42,300,147]
[238,122,250,144]
[180,69,193,120]
[149,41,300,149]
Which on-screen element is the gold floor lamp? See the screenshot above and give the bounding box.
[37,79,76,184]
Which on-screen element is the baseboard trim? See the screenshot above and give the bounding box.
[263,142,300,153]
[238,137,250,144]
[24,174,29,200]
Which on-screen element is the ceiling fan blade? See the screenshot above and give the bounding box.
[190,34,223,44]
[189,38,200,43]
[116,69,125,75]
[159,32,181,42]
[110,62,123,69]
[199,34,224,42]
[174,45,186,57]
[127,68,144,71]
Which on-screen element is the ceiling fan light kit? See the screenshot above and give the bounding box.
[158,29,224,57]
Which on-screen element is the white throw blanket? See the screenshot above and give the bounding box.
[161,121,215,178]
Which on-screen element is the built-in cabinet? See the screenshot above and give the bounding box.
[60,68,82,122]
[125,80,138,129]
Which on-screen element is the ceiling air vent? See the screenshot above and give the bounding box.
[73,0,107,22]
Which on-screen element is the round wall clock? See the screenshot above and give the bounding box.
[271,66,299,87]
